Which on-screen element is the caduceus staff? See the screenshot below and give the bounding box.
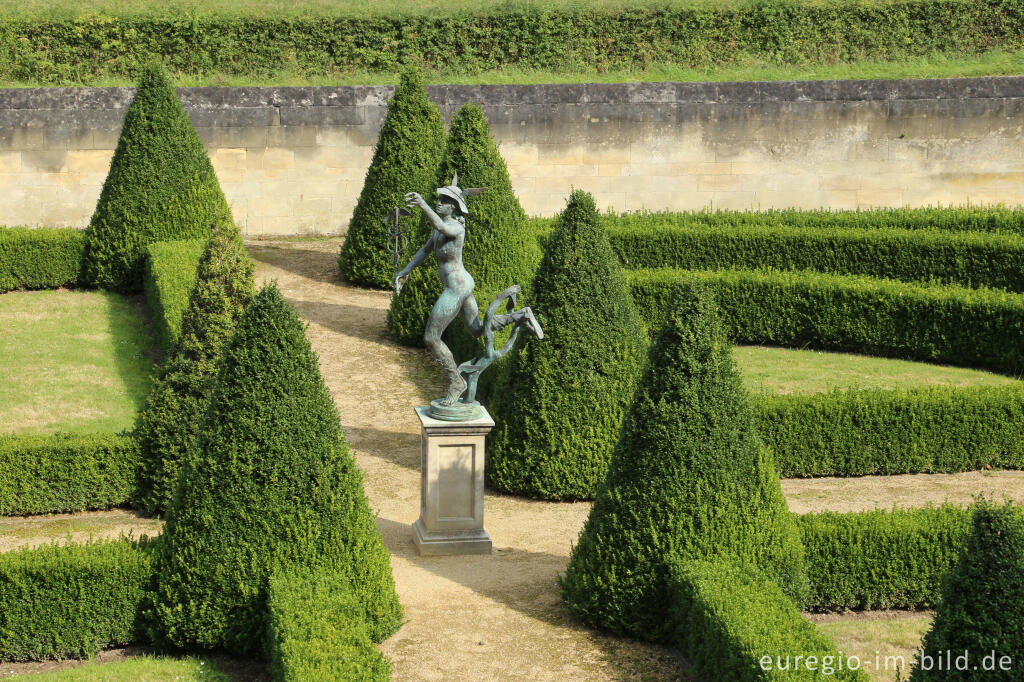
[382,206,412,295]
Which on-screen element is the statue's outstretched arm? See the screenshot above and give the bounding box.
[406,192,461,238]
[394,231,434,292]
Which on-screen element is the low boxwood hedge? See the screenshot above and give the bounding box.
[266,565,391,681]
[669,558,869,681]
[798,505,972,612]
[759,385,1024,477]
[0,538,156,661]
[0,227,85,292]
[142,239,206,356]
[0,432,140,516]
[628,267,1024,375]
[609,221,1024,292]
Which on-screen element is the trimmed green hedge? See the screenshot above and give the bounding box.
[142,239,205,357]
[669,559,869,681]
[628,267,1024,374]
[759,385,1024,478]
[603,206,1024,236]
[0,538,156,661]
[0,433,140,516]
[2,2,1024,84]
[0,227,85,292]
[266,566,391,681]
[798,505,971,612]
[609,221,1024,292]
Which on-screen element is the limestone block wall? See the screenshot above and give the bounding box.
[0,77,1022,236]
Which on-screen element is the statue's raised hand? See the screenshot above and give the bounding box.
[392,273,408,296]
[404,192,426,210]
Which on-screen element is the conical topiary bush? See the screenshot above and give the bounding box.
[338,69,446,288]
[133,220,254,517]
[83,62,232,292]
[146,283,402,655]
[386,103,542,387]
[911,499,1024,681]
[487,190,647,500]
[559,283,806,642]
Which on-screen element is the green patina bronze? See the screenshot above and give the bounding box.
[389,173,543,421]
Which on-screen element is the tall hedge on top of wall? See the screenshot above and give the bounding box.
[2,2,1024,84]
[0,227,85,292]
[339,68,445,289]
[83,62,231,293]
[628,267,1024,375]
[488,190,647,500]
[608,222,1024,292]
[147,284,402,656]
[560,283,806,642]
[911,501,1024,681]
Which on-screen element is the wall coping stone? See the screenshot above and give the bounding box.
[0,76,1022,110]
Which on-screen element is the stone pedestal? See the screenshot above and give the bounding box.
[412,406,493,556]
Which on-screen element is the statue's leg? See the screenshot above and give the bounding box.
[425,289,468,405]
[459,295,484,337]
[492,306,544,339]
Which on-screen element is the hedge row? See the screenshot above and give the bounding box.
[668,559,868,681]
[2,0,1023,83]
[0,227,84,292]
[0,538,155,661]
[0,433,140,516]
[142,239,205,356]
[609,222,1024,292]
[628,267,1024,375]
[759,385,1024,477]
[266,566,391,681]
[602,206,1024,236]
[798,505,972,612]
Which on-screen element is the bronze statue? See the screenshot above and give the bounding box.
[391,173,543,420]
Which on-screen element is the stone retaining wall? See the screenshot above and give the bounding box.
[1,77,1022,235]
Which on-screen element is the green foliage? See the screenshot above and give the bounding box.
[911,500,1024,681]
[266,565,391,681]
[669,559,869,681]
[147,284,401,655]
[0,538,156,661]
[134,226,254,516]
[0,432,139,515]
[608,220,1024,292]
[628,268,1024,374]
[798,505,971,612]
[82,62,231,292]
[559,283,805,641]
[339,69,445,288]
[387,104,541,362]
[2,3,1024,84]
[0,227,85,292]
[488,190,647,500]
[604,206,1024,236]
[758,385,1024,477]
[143,239,206,357]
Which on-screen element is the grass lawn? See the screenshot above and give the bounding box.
[736,345,1020,396]
[6,655,237,681]
[0,290,155,436]
[812,611,933,681]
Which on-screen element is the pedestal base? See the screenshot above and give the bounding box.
[412,519,492,556]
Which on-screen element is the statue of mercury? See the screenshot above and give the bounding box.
[392,174,542,414]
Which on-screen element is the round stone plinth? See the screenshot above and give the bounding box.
[428,398,483,421]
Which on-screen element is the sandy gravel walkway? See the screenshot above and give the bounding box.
[247,239,686,682]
